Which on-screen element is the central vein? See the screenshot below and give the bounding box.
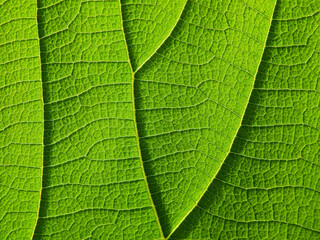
[118,1,165,239]
[31,1,45,238]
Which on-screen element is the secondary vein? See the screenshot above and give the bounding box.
[133,0,189,73]
[31,1,45,238]
[118,0,165,239]
[165,0,279,238]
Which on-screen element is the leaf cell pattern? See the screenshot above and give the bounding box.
[0,0,319,239]
[0,1,43,239]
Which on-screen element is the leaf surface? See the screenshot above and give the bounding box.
[0,0,319,239]
[0,0,43,238]
[170,0,320,239]
[132,0,277,235]
[34,0,161,239]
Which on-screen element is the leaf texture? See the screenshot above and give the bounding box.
[34,0,161,239]
[170,0,320,239]
[132,0,277,235]
[121,0,187,71]
[0,0,319,239]
[0,0,43,238]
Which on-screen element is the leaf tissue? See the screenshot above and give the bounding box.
[0,0,319,239]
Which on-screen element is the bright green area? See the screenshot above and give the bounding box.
[0,0,319,239]
[133,0,276,235]
[121,0,186,71]
[0,0,43,239]
[33,0,161,239]
[171,0,320,239]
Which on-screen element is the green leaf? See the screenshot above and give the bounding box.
[0,0,319,239]
[0,0,43,238]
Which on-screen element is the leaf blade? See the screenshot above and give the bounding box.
[120,0,187,71]
[133,0,277,236]
[1,0,319,239]
[0,0,43,238]
[33,1,161,239]
[170,0,320,238]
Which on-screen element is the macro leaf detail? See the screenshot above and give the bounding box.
[0,0,319,239]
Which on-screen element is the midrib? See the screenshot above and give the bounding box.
[118,0,190,238]
[31,0,45,238]
[118,0,166,239]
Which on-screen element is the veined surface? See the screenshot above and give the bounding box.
[0,0,43,238]
[0,0,319,239]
